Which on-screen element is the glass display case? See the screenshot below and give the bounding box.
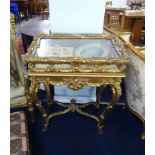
[26,33,129,74]
[25,33,130,133]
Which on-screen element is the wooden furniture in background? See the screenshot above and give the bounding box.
[124,10,145,45]
[104,8,126,32]
[29,0,49,19]
[130,17,144,45]
[40,9,49,20]
[11,0,31,20]
[104,8,145,45]
[29,0,49,14]
[141,28,145,45]
[105,0,112,7]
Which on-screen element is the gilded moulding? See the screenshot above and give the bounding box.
[27,63,127,73]
[25,33,130,74]
[10,100,27,109]
[104,26,145,62]
[10,14,16,38]
[33,33,114,40]
[28,75,122,91]
[26,72,126,78]
[124,43,145,62]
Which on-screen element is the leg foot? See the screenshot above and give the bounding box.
[96,86,103,109]
[98,117,104,135]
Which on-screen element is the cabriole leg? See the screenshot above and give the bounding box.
[96,86,104,109]
[98,80,121,133]
[33,84,48,131]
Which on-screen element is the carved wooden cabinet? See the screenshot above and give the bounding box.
[29,0,49,14]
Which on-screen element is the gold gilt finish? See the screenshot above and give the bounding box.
[104,26,145,62]
[25,33,129,133]
[10,14,28,109]
[10,14,16,38]
[27,74,122,132]
[25,33,130,74]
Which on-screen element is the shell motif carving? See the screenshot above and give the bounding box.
[65,78,87,91]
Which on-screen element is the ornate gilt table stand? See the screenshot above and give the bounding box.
[25,33,130,133]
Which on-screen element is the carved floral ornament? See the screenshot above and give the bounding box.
[29,76,122,92]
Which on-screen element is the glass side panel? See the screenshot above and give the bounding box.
[34,39,121,58]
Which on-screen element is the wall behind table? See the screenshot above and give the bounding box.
[49,0,105,33]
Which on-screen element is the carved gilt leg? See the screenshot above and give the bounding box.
[35,101,48,131]
[24,75,35,122]
[33,84,48,131]
[98,79,121,134]
[44,82,53,106]
[43,82,53,114]
[96,86,104,109]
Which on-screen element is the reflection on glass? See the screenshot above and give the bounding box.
[36,39,120,58]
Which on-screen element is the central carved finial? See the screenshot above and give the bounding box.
[65,78,87,91]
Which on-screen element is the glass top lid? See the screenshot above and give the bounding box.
[33,38,121,58]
